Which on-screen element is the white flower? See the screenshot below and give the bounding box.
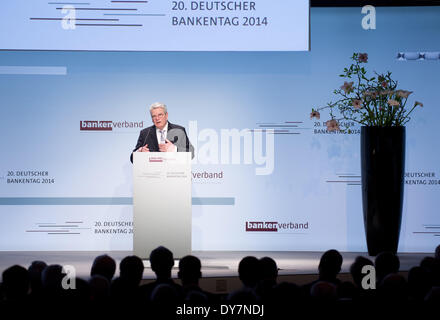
[326,119,340,131]
[352,99,363,109]
[396,90,413,99]
[388,99,400,107]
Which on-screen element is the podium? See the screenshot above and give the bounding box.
[133,152,192,259]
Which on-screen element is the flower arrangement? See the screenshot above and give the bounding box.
[311,53,423,132]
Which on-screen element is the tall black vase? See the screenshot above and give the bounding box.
[361,126,405,256]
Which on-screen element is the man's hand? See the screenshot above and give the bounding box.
[137,144,149,152]
[159,139,177,152]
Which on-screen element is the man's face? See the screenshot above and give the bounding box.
[150,107,168,130]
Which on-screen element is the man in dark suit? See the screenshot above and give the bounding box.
[130,102,194,163]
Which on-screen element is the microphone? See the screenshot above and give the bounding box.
[142,127,152,147]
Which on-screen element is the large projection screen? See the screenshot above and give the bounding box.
[0,0,310,51]
[0,6,439,253]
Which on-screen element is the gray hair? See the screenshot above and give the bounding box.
[149,102,167,114]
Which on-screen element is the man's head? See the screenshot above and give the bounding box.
[90,254,116,282]
[149,246,174,280]
[350,256,374,288]
[375,251,400,283]
[119,255,144,286]
[178,255,202,286]
[318,249,343,281]
[259,256,278,282]
[2,265,30,300]
[150,102,168,130]
[238,256,260,288]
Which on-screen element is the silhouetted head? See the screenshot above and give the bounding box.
[318,249,343,281]
[255,256,278,300]
[28,260,47,294]
[375,251,400,283]
[420,256,436,271]
[435,244,440,260]
[259,257,278,282]
[150,246,174,280]
[178,255,201,285]
[91,254,116,282]
[119,255,144,286]
[238,256,260,288]
[350,256,374,288]
[2,265,29,301]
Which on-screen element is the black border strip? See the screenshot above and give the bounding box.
[311,0,440,7]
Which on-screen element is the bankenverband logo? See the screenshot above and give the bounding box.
[80,120,144,131]
[245,221,309,232]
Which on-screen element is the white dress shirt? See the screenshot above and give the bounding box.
[156,122,177,152]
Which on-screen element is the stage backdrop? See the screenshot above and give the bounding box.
[0,7,439,252]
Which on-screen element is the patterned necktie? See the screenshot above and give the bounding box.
[159,130,165,143]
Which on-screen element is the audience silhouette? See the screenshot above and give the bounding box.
[90,254,116,283]
[374,251,400,285]
[302,249,343,300]
[0,244,439,315]
[2,265,29,302]
[237,256,261,288]
[110,255,144,304]
[138,246,183,303]
[227,256,260,302]
[178,255,216,302]
[28,260,47,299]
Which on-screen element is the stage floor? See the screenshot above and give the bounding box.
[0,250,431,281]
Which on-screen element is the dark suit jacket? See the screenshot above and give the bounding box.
[130,122,194,163]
